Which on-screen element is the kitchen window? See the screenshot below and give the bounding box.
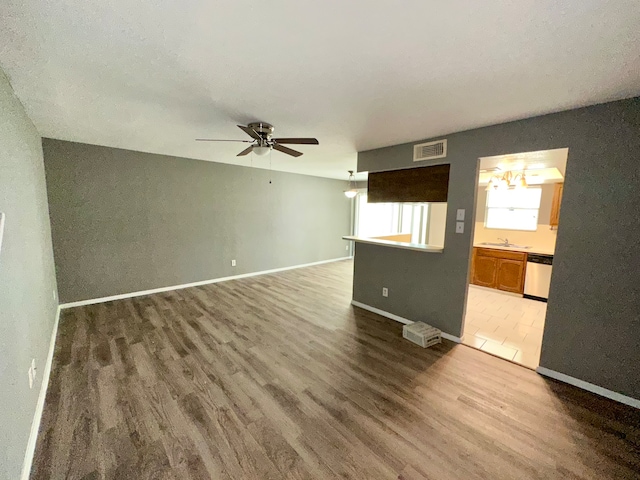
[485,187,542,231]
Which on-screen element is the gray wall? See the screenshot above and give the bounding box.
[43,139,351,303]
[0,71,58,478]
[355,97,640,400]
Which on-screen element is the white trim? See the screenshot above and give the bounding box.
[60,257,352,309]
[350,300,461,343]
[21,305,61,480]
[536,366,640,410]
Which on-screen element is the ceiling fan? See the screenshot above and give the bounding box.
[196,122,319,158]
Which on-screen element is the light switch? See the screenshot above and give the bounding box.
[456,209,465,221]
[456,221,464,234]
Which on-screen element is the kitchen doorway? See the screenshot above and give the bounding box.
[462,148,568,369]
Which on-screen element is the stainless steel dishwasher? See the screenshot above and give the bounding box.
[524,253,553,302]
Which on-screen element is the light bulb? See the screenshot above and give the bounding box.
[253,145,270,156]
[344,190,358,198]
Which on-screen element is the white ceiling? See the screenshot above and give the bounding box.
[1,1,639,180]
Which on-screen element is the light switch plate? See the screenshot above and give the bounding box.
[455,221,464,234]
[456,209,465,221]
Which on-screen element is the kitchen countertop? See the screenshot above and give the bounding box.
[473,243,555,256]
[343,236,444,253]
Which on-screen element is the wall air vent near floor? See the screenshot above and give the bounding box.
[413,139,447,161]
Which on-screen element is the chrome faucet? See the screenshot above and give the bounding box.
[497,237,510,246]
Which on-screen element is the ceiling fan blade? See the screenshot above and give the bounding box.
[237,146,255,157]
[196,139,253,142]
[237,125,261,140]
[273,143,303,157]
[273,138,319,145]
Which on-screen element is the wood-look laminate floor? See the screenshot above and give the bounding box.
[32,260,640,479]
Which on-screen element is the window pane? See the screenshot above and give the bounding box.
[355,197,447,247]
[487,188,542,208]
[486,208,539,231]
[356,194,397,237]
[400,204,413,234]
[410,205,423,243]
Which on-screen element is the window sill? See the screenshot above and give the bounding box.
[342,236,444,253]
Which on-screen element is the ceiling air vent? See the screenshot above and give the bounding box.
[413,139,447,162]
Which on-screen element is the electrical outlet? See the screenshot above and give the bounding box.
[231,259,236,267]
[456,221,464,234]
[382,287,389,297]
[345,245,349,250]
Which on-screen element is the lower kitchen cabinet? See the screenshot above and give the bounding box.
[471,248,527,294]
[471,254,498,288]
[495,258,526,293]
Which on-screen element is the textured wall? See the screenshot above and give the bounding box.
[43,139,351,303]
[356,97,640,400]
[0,71,58,479]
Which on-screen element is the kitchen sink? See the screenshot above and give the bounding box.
[479,242,531,249]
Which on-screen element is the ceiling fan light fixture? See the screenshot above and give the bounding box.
[252,145,271,156]
[344,170,358,198]
[197,123,317,158]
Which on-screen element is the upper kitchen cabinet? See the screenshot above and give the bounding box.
[550,183,564,228]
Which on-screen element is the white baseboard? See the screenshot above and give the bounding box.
[350,300,461,343]
[20,304,61,480]
[60,256,352,309]
[536,366,640,410]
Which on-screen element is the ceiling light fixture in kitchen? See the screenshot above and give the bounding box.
[486,170,528,191]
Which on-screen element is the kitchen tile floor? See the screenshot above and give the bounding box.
[462,285,546,369]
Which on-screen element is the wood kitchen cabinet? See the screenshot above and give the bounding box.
[549,182,564,227]
[471,253,498,288]
[471,248,527,294]
[495,258,526,293]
